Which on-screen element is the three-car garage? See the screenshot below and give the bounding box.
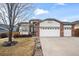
[39,19,72,37]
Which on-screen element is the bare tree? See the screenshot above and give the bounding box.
[0,3,33,46]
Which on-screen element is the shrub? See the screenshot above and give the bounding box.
[0,33,8,38]
[6,32,20,36]
[12,32,20,36]
[13,34,32,38]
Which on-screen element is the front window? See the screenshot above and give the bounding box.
[20,26,28,32]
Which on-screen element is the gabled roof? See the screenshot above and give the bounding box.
[29,19,41,23]
[63,22,73,25]
[72,20,79,24]
[18,22,29,25]
[30,19,41,21]
[40,18,62,23]
[18,18,79,25]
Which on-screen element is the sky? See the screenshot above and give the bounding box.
[29,3,79,22]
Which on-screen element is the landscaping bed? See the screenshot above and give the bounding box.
[0,37,35,56]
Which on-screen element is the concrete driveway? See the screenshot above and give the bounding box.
[40,37,79,56]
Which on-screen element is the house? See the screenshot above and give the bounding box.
[18,22,30,35]
[0,24,18,33]
[72,20,79,37]
[18,18,79,37]
[0,24,8,33]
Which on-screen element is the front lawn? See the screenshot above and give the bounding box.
[0,37,35,56]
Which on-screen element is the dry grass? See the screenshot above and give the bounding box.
[0,37,35,56]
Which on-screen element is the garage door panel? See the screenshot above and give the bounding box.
[64,25,72,36]
[40,28,60,37]
[64,30,71,36]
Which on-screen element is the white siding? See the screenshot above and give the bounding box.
[19,24,29,35]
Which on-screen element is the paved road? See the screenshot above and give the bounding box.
[40,37,79,56]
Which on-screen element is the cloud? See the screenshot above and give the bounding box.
[34,8,49,15]
[32,16,36,19]
[55,3,65,6]
[57,3,65,5]
[62,19,68,22]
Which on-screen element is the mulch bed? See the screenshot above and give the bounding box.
[33,37,43,56]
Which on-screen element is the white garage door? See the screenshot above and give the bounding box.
[64,27,72,36]
[40,27,60,37]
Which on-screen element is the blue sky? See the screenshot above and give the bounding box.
[29,3,79,22]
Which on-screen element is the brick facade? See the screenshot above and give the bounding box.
[60,23,64,37]
[30,20,40,37]
[72,24,75,36]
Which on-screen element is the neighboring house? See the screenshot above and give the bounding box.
[0,24,18,34]
[0,24,8,33]
[72,20,79,37]
[18,18,79,37]
[18,22,30,35]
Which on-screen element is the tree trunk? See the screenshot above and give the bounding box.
[8,27,13,42]
[7,3,13,42]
